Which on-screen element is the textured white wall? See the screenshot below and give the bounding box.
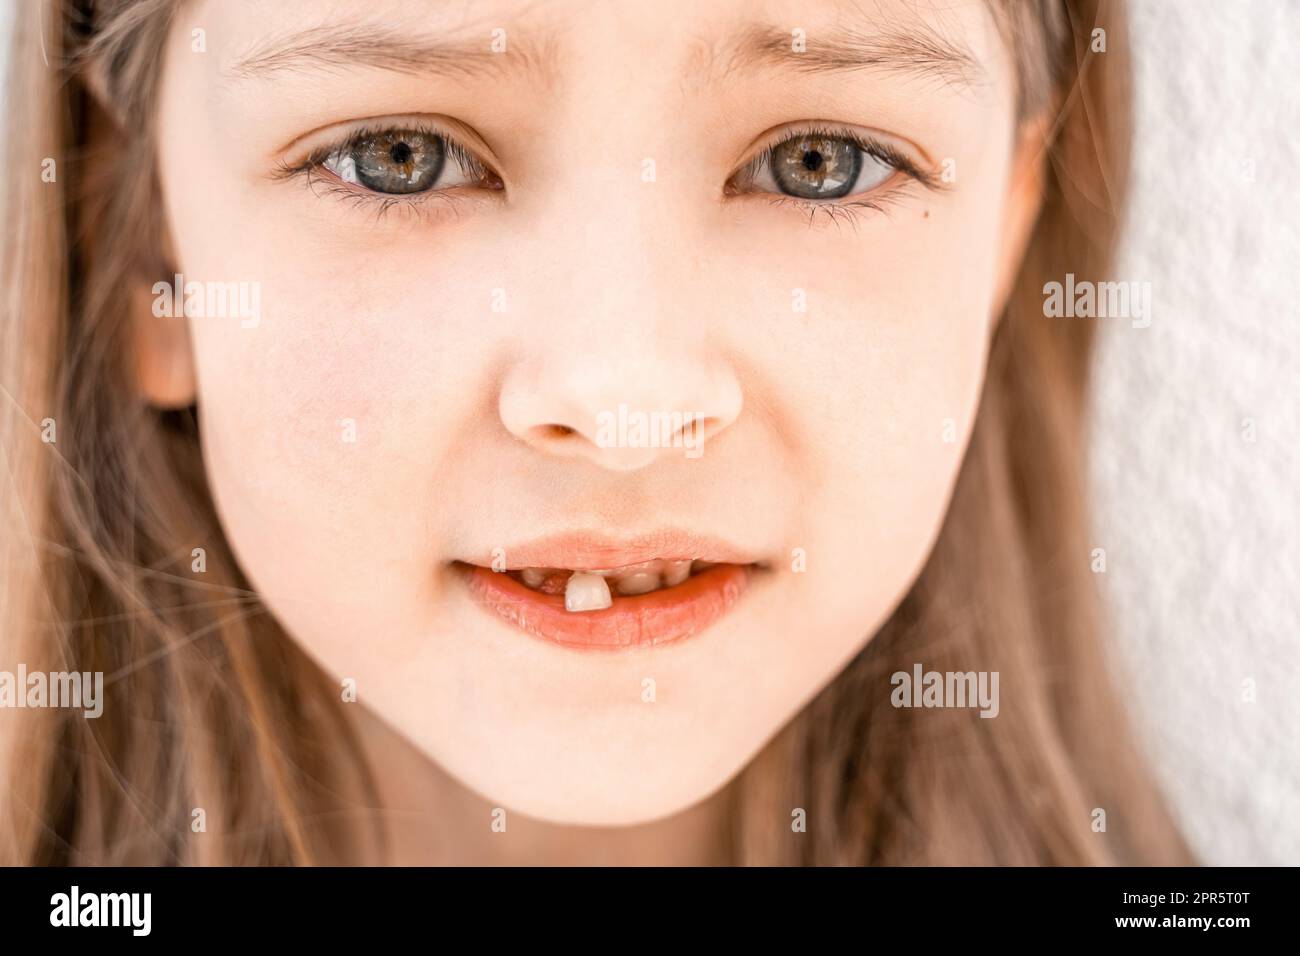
[1091,0,1300,864]
[1,0,1295,863]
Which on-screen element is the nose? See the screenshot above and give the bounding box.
[498,234,742,473]
[499,337,742,472]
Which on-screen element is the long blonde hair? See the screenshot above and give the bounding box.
[1,0,1192,865]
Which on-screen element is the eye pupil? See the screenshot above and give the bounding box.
[802,150,824,172]
[390,142,413,164]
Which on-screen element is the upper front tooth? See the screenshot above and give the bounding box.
[662,560,692,587]
[521,567,548,588]
[565,572,613,612]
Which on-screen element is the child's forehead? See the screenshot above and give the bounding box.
[203,0,998,92]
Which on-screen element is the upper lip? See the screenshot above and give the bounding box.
[462,529,765,571]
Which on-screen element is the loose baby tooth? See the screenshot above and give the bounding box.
[662,560,692,587]
[521,567,548,589]
[565,572,613,612]
[614,570,661,596]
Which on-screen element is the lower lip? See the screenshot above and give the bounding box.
[459,562,753,650]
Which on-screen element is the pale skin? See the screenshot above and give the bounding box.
[129,0,1045,863]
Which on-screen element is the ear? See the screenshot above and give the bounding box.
[80,57,197,409]
[991,115,1051,328]
[131,280,197,409]
[80,52,124,129]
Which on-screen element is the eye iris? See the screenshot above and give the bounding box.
[352,131,444,194]
[773,136,862,200]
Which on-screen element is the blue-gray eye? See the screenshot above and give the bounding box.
[324,130,450,195]
[744,133,900,201]
[773,135,862,199]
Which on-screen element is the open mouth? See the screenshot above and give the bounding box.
[455,545,758,650]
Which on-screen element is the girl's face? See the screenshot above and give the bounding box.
[152,0,1035,824]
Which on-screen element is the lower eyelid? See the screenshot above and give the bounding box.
[743,177,922,227]
[288,163,499,225]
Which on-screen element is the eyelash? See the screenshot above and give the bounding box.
[728,123,945,226]
[273,121,943,225]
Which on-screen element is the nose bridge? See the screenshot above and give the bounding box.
[498,193,741,471]
[574,197,654,330]
[537,62,684,338]
[494,66,743,471]
[568,198,679,359]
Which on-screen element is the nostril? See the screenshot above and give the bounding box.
[514,423,595,459]
[527,423,584,447]
[688,415,718,440]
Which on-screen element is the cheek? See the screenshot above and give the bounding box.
[731,189,1006,655]
[800,295,987,639]
[165,171,503,640]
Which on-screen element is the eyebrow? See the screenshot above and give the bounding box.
[225,17,983,93]
[225,22,553,82]
[712,22,986,91]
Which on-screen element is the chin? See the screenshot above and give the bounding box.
[431,730,744,828]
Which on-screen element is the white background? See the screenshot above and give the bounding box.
[1091,0,1299,864]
